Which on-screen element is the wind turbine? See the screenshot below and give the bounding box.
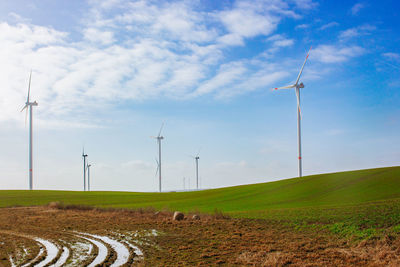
[21,71,38,190]
[273,47,311,178]
[151,123,164,192]
[189,149,200,190]
[87,163,91,191]
[82,148,88,191]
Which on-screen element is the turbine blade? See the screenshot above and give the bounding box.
[20,104,28,112]
[158,122,164,137]
[295,46,312,86]
[155,158,159,177]
[27,70,32,103]
[196,148,201,157]
[272,84,295,91]
[295,88,302,119]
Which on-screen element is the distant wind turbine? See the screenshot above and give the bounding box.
[82,148,88,191]
[87,163,91,191]
[21,71,38,190]
[273,47,311,178]
[151,123,164,192]
[189,149,200,190]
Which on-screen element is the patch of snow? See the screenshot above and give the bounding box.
[79,235,108,267]
[124,241,143,257]
[69,241,93,266]
[85,234,130,267]
[9,255,16,267]
[51,246,69,267]
[21,247,44,267]
[34,238,59,267]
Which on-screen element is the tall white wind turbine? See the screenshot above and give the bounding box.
[21,71,38,190]
[151,123,164,192]
[87,163,91,191]
[82,148,88,191]
[189,149,200,190]
[273,47,311,178]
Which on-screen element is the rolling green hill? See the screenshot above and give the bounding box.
[2,166,400,238]
[0,166,399,212]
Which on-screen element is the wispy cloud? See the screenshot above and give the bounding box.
[339,24,376,40]
[267,34,294,48]
[312,45,366,63]
[351,3,365,15]
[319,21,339,31]
[383,52,400,61]
[295,23,309,30]
[291,0,318,10]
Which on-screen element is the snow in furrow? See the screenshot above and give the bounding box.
[21,247,44,267]
[34,238,59,267]
[85,234,130,267]
[9,255,16,267]
[124,241,143,257]
[51,246,69,267]
[79,235,108,267]
[69,241,93,265]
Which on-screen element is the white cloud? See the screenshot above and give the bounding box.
[267,34,294,48]
[312,45,366,63]
[218,9,278,40]
[83,28,115,45]
[0,1,316,126]
[383,52,400,61]
[339,24,376,41]
[295,23,309,30]
[291,0,318,10]
[192,62,248,97]
[319,21,339,31]
[351,3,365,15]
[339,24,376,40]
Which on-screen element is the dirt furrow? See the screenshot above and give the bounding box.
[51,246,69,267]
[84,233,130,267]
[78,235,109,266]
[33,238,59,267]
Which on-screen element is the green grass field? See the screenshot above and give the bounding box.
[2,166,400,239]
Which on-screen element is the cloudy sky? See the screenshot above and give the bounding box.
[0,0,399,191]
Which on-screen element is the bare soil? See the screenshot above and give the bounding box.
[0,206,399,266]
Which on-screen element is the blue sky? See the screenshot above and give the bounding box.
[0,0,399,191]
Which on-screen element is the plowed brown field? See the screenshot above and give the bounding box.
[0,205,399,266]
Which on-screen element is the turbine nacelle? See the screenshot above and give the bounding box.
[298,83,304,89]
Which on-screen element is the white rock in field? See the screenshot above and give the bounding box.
[173,211,184,221]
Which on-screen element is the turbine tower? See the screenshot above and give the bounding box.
[82,148,88,191]
[151,123,164,192]
[190,149,200,190]
[273,47,311,178]
[21,71,38,190]
[87,163,91,191]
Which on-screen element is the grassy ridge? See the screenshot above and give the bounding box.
[0,166,399,212]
